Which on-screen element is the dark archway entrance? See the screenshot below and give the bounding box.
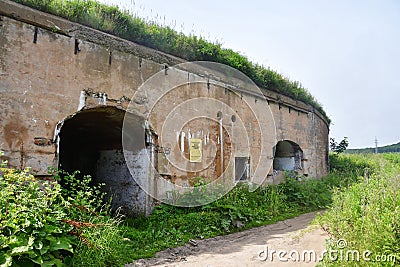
[58,106,151,215]
[273,140,303,172]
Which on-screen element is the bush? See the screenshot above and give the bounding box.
[0,152,126,267]
[0,167,76,266]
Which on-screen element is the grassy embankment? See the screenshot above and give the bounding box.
[11,0,329,123]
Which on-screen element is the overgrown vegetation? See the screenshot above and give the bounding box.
[110,154,373,263]
[4,150,395,266]
[11,0,329,123]
[0,152,126,267]
[0,167,75,266]
[317,153,400,266]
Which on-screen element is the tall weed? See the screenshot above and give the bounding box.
[318,154,400,266]
[0,155,127,267]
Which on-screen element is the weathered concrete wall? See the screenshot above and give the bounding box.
[96,149,150,215]
[147,81,275,184]
[0,0,329,213]
[269,102,329,180]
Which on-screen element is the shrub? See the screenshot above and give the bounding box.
[0,152,126,267]
[0,167,76,266]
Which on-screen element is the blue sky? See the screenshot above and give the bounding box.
[100,0,400,148]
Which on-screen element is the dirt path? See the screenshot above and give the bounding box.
[127,211,329,267]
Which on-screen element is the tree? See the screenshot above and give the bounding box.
[330,137,349,154]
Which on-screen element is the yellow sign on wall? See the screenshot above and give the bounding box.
[189,138,202,162]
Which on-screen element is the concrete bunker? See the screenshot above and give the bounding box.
[273,140,303,172]
[58,106,153,215]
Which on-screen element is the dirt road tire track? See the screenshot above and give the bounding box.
[127,211,328,267]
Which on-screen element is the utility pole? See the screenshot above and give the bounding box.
[374,137,378,154]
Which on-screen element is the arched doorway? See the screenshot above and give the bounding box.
[58,106,152,215]
[273,140,303,172]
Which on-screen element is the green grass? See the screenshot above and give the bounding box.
[101,154,374,264]
[69,215,127,266]
[4,151,391,266]
[317,153,400,266]
[68,153,378,265]
[11,0,329,123]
